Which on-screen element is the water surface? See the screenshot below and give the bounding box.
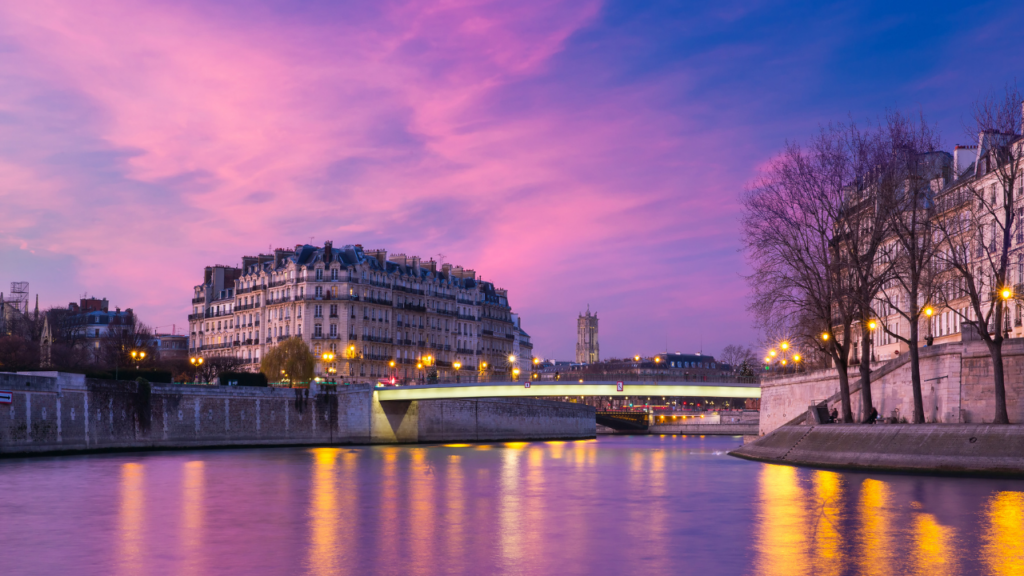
[2,435,1023,575]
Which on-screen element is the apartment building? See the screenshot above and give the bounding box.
[188,243,521,382]
[861,121,1024,363]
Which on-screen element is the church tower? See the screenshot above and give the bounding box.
[576,306,599,364]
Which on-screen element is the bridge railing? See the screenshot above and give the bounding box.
[372,372,759,387]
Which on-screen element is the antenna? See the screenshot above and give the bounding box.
[309,236,315,245]
[437,253,447,264]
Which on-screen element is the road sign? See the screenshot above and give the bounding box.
[0,391,11,404]
[616,381,624,392]
[524,381,531,388]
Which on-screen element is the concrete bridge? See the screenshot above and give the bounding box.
[375,380,761,402]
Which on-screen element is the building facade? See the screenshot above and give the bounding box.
[843,116,1024,364]
[188,243,521,383]
[575,306,599,364]
[40,298,136,365]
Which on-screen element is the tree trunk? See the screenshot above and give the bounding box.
[859,326,873,422]
[988,340,1010,424]
[909,318,924,423]
[837,361,853,423]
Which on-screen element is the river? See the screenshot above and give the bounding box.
[1,435,1023,575]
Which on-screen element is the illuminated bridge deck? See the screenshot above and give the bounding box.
[375,381,761,402]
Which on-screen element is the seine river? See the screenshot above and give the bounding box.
[2,435,1024,575]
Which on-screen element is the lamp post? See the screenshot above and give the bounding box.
[321,351,336,383]
[130,350,146,370]
[189,356,204,383]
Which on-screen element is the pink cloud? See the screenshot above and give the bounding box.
[0,0,758,358]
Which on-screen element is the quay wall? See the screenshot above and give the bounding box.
[0,373,595,456]
[731,424,1024,476]
[759,340,1024,435]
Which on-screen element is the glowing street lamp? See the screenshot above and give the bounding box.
[780,341,790,351]
[634,355,641,362]
[821,332,830,341]
[130,350,146,369]
[924,306,935,317]
[453,361,462,371]
[793,354,801,362]
[654,356,661,364]
[769,349,777,358]
[508,354,516,364]
[868,320,877,331]
[1001,287,1014,300]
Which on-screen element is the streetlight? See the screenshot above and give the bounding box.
[780,341,789,351]
[868,320,877,331]
[634,355,640,362]
[189,356,204,383]
[130,350,146,370]
[1001,287,1014,300]
[821,332,830,341]
[769,349,777,357]
[453,361,462,370]
[654,356,661,364]
[508,354,516,364]
[793,354,801,362]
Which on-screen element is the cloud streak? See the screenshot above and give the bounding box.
[2,0,1023,358]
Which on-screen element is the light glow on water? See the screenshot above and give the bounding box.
[2,436,1024,575]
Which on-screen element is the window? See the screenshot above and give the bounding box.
[315,324,323,337]
[329,304,338,317]
[315,305,323,318]
[316,269,324,280]
[315,286,323,297]
[331,269,338,281]
[330,324,337,337]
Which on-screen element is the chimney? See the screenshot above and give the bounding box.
[411,256,421,274]
[953,145,978,180]
[242,256,257,272]
[427,259,437,273]
[442,263,452,277]
[390,253,408,266]
[324,241,333,264]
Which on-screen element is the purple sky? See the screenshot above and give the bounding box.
[2,0,1023,360]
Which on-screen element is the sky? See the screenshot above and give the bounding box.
[2,0,1023,360]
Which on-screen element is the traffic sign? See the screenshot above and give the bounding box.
[616,381,624,392]
[0,391,12,404]
[524,381,531,388]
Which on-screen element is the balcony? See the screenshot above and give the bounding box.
[458,313,476,321]
[192,296,205,304]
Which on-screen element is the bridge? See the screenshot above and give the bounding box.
[374,380,761,402]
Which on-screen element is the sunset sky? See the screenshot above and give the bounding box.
[2,0,1023,360]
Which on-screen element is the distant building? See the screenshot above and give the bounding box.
[576,306,599,364]
[40,298,135,365]
[151,334,188,362]
[567,353,733,380]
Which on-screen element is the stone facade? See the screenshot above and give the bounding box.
[575,306,598,364]
[760,339,1024,435]
[0,372,595,455]
[188,244,521,384]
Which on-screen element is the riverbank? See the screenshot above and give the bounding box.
[729,424,1024,476]
[0,372,595,456]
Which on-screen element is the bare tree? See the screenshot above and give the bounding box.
[743,125,861,422]
[874,112,945,423]
[719,344,757,370]
[99,313,154,376]
[934,85,1023,424]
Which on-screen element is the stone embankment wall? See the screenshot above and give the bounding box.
[731,424,1024,476]
[760,339,1024,435]
[0,373,595,456]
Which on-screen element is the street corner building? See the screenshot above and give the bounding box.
[188,243,533,384]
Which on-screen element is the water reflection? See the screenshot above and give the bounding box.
[812,471,844,576]
[858,478,894,576]
[308,448,340,576]
[755,464,809,576]
[498,447,523,570]
[983,491,1024,576]
[117,462,144,576]
[5,436,1024,575]
[912,512,957,576]
[181,461,205,575]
